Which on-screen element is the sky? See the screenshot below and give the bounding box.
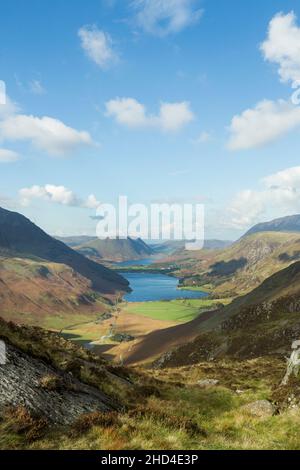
[1,0,300,240]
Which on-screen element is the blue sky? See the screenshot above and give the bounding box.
[1,0,300,240]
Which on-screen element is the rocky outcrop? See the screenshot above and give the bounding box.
[0,343,118,425]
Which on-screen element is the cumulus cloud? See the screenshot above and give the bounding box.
[227,12,300,151]
[105,97,194,131]
[261,11,300,84]
[227,99,300,150]
[0,149,20,163]
[132,0,203,36]
[19,184,100,209]
[226,166,300,229]
[0,112,93,156]
[78,25,118,68]
[83,194,101,209]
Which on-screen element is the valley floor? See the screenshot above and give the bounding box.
[60,298,227,365]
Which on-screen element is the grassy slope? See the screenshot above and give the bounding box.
[0,206,129,297]
[156,260,300,369]
[0,256,110,330]
[163,231,300,297]
[2,355,300,450]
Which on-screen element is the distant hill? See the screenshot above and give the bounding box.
[0,207,129,296]
[152,239,232,256]
[0,256,112,328]
[132,259,300,368]
[75,237,154,262]
[55,235,97,247]
[164,231,300,297]
[244,214,300,237]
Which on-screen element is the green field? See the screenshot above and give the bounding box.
[124,298,230,323]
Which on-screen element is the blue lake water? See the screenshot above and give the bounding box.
[122,272,208,302]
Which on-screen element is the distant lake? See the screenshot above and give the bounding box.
[122,272,208,302]
[115,258,155,267]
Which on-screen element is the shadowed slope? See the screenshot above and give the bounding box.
[0,207,129,297]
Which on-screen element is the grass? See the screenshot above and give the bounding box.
[178,284,213,292]
[1,357,300,450]
[124,298,230,323]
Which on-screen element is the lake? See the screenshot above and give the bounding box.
[122,272,208,302]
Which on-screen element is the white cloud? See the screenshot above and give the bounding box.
[159,102,194,131]
[78,25,118,68]
[105,97,194,131]
[0,95,19,119]
[83,194,101,209]
[261,11,300,84]
[227,99,300,150]
[226,166,300,229]
[132,0,203,36]
[19,184,100,209]
[263,166,300,191]
[29,80,46,95]
[0,149,20,163]
[227,12,300,152]
[0,114,93,156]
[106,98,147,127]
[227,189,266,230]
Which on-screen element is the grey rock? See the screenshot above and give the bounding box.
[0,343,118,425]
[242,400,275,418]
[197,379,219,388]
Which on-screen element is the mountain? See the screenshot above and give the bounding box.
[55,236,97,248]
[152,239,232,256]
[164,231,300,297]
[0,207,129,297]
[203,239,232,250]
[0,256,113,329]
[149,260,300,368]
[75,237,154,262]
[244,214,300,237]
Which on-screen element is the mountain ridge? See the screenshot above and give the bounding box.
[244,214,300,237]
[0,207,129,297]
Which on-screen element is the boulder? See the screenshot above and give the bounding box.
[242,400,275,418]
[197,379,219,388]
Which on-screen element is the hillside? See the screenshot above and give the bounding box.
[76,237,154,262]
[244,214,300,237]
[0,207,129,298]
[0,317,135,425]
[0,256,113,329]
[55,236,96,248]
[162,231,300,297]
[1,316,297,451]
[152,260,300,368]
